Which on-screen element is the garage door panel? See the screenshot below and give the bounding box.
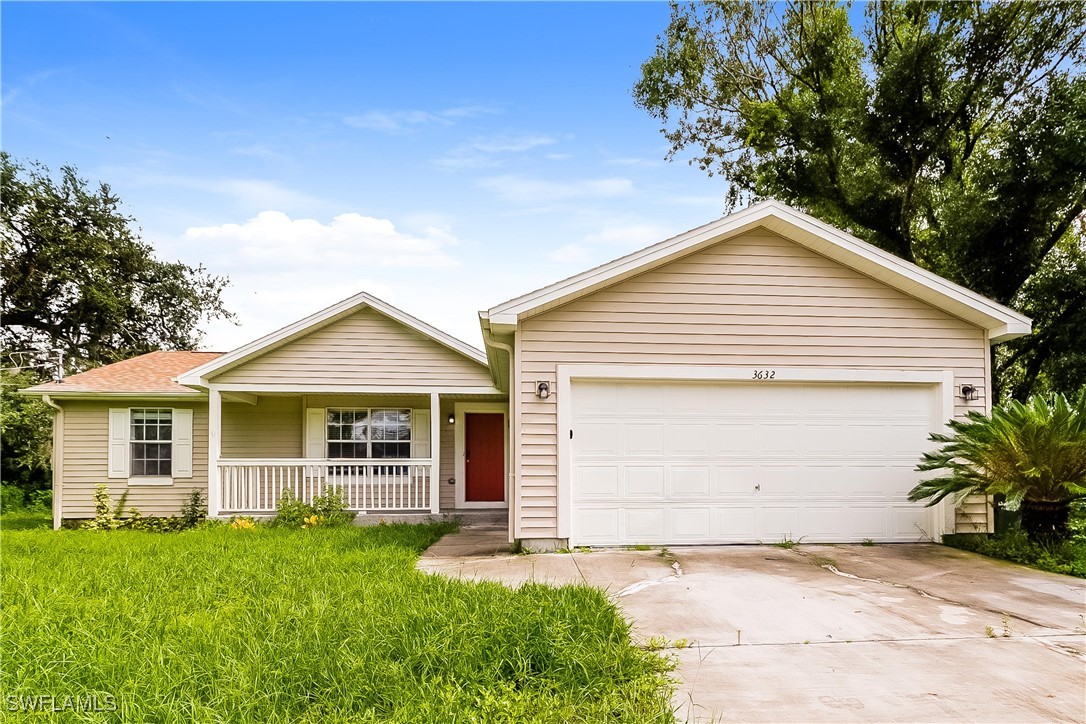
[575,508,620,544]
[624,507,665,540]
[670,508,712,541]
[577,423,620,456]
[714,465,756,494]
[757,507,802,541]
[625,466,665,497]
[669,424,711,457]
[716,507,758,540]
[759,466,801,496]
[624,424,664,456]
[710,424,756,454]
[576,466,619,498]
[570,379,937,545]
[671,466,711,497]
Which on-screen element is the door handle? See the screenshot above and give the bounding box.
[754,483,761,491]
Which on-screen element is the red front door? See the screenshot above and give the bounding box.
[465,413,504,502]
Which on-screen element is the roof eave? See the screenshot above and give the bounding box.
[485,199,1032,339]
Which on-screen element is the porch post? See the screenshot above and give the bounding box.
[208,385,222,517]
[429,391,440,514]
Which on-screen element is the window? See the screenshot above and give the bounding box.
[327,408,411,459]
[130,408,172,476]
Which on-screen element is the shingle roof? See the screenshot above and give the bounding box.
[23,350,223,395]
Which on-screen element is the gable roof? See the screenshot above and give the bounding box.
[483,199,1031,343]
[176,291,488,387]
[22,351,223,397]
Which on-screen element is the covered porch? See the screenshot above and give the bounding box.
[208,390,508,518]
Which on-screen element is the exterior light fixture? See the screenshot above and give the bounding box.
[536,381,550,399]
[448,413,455,425]
[960,384,979,401]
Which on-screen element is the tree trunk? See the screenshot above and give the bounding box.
[1019,499,1070,544]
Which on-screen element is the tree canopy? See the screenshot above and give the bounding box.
[1,153,233,371]
[634,0,1086,399]
[1,154,234,496]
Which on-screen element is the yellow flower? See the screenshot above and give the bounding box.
[302,514,325,528]
[231,517,255,530]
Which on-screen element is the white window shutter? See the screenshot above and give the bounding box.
[305,408,326,458]
[108,408,129,479]
[411,409,430,459]
[173,408,193,478]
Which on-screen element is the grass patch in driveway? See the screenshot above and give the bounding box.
[1,519,673,722]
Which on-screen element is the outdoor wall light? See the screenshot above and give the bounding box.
[448,413,455,425]
[960,384,979,401]
[536,381,550,399]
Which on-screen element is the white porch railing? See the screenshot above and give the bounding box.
[217,459,433,514]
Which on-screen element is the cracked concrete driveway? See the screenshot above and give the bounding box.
[419,529,1086,723]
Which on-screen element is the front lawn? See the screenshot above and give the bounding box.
[1,520,673,722]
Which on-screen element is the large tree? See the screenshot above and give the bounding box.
[634,0,1086,399]
[1,154,234,497]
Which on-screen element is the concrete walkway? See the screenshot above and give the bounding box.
[418,529,1086,723]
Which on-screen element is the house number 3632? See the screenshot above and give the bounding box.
[752,370,776,380]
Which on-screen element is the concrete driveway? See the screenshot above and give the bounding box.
[419,528,1086,723]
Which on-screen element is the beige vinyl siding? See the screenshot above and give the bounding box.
[440,400,456,510]
[213,307,493,388]
[57,400,208,519]
[222,397,302,458]
[515,228,990,539]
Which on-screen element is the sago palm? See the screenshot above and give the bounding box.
[909,389,1086,543]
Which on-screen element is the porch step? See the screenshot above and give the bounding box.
[449,509,508,527]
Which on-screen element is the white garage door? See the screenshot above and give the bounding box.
[570,379,939,545]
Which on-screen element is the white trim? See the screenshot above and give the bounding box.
[453,402,509,509]
[20,391,206,400]
[937,370,956,540]
[488,200,1030,342]
[430,392,441,514]
[209,384,504,395]
[176,291,487,386]
[556,364,955,542]
[208,387,222,517]
[126,476,174,487]
[221,392,257,405]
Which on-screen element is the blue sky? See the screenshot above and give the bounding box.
[3,2,731,350]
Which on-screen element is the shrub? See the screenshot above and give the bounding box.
[910,389,1086,543]
[26,489,51,512]
[82,484,209,533]
[274,486,354,527]
[0,485,24,512]
[179,489,206,529]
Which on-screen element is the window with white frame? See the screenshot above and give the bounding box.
[130,408,172,476]
[326,409,411,459]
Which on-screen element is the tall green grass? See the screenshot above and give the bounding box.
[1,521,673,722]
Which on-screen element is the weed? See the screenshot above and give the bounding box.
[673,638,690,649]
[644,636,668,651]
[736,629,742,645]
[984,626,996,638]
[861,538,876,547]
[630,544,653,551]
[774,535,802,549]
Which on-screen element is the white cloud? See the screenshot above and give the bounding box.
[433,134,556,170]
[183,210,458,269]
[546,153,573,161]
[343,105,497,133]
[547,243,594,264]
[479,175,634,204]
[584,223,670,247]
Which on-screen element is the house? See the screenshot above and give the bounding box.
[24,200,1031,548]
